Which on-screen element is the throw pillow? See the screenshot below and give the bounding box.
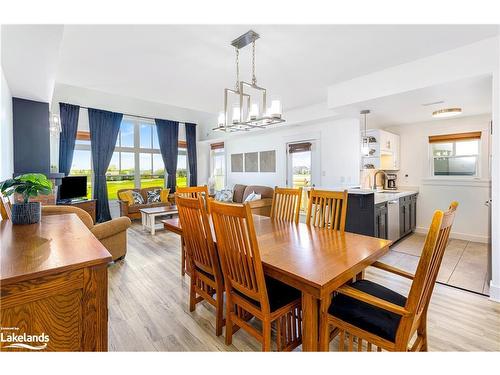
[244,191,262,202]
[215,189,233,202]
[147,189,161,203]
[131,191,145,205]
[160,188,170,203]
[118,190,135,206]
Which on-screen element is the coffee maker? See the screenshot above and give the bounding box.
[385,173,397,190]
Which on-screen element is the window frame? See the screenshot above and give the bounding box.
[69,117,190,200]
[429,137,481,179]
[210,147,226,190]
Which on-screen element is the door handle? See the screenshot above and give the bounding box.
[485,199,492,207]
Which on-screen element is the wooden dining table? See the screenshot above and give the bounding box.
[162,215,391,351]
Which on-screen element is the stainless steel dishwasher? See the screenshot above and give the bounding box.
[387,199,400,241]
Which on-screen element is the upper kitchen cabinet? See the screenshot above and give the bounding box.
[361,129,400,171]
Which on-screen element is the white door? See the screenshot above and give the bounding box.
[286,140,320,212]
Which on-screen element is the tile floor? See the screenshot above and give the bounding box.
[380,233,490,295]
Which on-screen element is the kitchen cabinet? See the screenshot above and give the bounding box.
[345,193,375,237]
[400,194,417,237]
[374,202,388,239]
[345,193,388,240]
[347,191,418,242]
[362,129,400,171]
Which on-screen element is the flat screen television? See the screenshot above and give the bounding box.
[59,176,88,201]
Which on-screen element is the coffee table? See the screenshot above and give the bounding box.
[140,205,178,235]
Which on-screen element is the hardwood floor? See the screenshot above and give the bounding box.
[107,223,500,351]
[384,233,490,294]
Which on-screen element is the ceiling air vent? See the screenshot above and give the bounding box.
[421,100,445,107]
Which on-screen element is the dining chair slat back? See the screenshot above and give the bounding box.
[325,201,458,352]
[306,189,348,231]
[209,200,303,351]
[175,194,225,336]
[176,185,209,199]
[210,201,267,304]
[407,201,458,319]
[270,186,302,224]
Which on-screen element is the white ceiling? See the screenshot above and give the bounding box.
[1,25,64,102]
[53,25,498,114]
[333,75,492,127]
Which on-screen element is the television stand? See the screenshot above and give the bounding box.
[57,199,97,223]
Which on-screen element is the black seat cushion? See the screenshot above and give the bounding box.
[195,266,215,281]
[328,279,407,342]
[234,276,301,312]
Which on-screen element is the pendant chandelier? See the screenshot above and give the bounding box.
[360,109,372,156]
[213,30,285,132]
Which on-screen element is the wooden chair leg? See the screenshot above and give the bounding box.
[417,310,428,351]
[181,237,186,276]
[189,275,196,312]
[262,320,272,352]
[215,292,224,337]
[225,298,234,346]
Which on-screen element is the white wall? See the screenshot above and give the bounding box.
[328,37,499,108]
[199,117,360,189]
[50,83,217,181]
[384,114,492,243]
[490,35,500,301]
[1,67,13,180]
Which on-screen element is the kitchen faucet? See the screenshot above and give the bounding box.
[373,170,388,191]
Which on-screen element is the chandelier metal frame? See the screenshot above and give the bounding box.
[213,30,285,132]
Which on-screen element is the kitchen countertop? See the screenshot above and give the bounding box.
[302,186,418,204]
[373,190,418,204]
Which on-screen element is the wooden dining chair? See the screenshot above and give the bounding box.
[321,201,458,352]
[306,189,348,231]
[209,200,303,351]
[270,186,303,224]
[176,185,209,199]
[175,194,225,336]
[176,185,211,275]
[0,193,12,220]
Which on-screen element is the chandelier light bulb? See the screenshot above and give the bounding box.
[249,103,259,120]
[269,100,282,118]
[232,106,240,124]
[217,112,225,126]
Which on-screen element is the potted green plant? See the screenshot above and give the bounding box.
[0,173,53,224]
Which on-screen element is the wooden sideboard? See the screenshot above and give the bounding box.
[0,214,111,351]
[58,199,97,223]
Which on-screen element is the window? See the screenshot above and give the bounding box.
[429,132,481,177]
[69,132,92,199]
[287,142,313,212]
[112,120,165,196]
[177,146,188,188]
[70,118,190,200]
[210,142,225,190]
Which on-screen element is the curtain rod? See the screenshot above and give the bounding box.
[76,105,196,125]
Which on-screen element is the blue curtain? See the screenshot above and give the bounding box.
[89,108,123,222]
[155,119,179,192]
[185,123,197,186]
[58,103,80,176]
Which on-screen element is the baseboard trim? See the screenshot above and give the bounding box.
[415,226,489,243]
[489,282,500,302]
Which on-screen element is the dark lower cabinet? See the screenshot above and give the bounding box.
[345,193,375,237]
[346,193,388,240]
[374,202,388,239]
[347,192,418,241]
[400,194,417,237]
